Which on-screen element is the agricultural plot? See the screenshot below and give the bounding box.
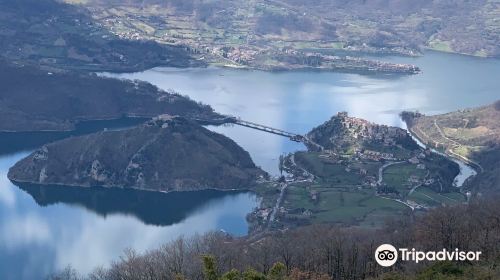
[407,187,465,207]
[283,184,407,225]
[383,163,427,196]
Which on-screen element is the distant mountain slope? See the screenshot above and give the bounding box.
[402,101,500,192]
[279,0,499,56]
[0,0,202,71]
[0,62,217,132]
[8,116,266,191]
[68,0,500,58]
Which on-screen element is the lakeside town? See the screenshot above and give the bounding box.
[84,5,421,74]
[248,112,466,232]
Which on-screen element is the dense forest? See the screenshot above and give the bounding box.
[0,62,217,132]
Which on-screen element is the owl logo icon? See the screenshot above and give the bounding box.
[375,244,398,267]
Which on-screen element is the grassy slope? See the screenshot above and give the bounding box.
[67,0,500,57]
[404,101,500,192]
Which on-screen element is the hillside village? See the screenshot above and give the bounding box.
[250,113,464,231]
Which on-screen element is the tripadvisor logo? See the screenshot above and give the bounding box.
[375,244,398,267]
[375,244,482,267]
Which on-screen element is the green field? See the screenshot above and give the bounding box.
[294,152,370,185]
[283,151,410,226]
[428,38,454,53]
[279,146,464,228]
[407,187,465,207]
[283,184,407,225]
[383,163,427,196]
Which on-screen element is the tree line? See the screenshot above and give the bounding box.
[50,196,500,280]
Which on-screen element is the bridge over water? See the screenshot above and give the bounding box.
[195,115,323,150]
[231,118,305,142]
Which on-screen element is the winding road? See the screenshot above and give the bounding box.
[377,161,405,185]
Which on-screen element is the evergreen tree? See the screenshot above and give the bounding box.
[203,255,219,280]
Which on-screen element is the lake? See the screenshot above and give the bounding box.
[1,51,499,279]
[107,51,500,175]
[0,146,258,279]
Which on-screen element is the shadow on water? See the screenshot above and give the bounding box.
[0,117,148,156]
[2,116,255,227]
[14,182,246,226]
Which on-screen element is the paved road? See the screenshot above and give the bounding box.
[267,153,315,228]
[432,120,483,172]
[377,161,405,185]
[268,183,287,224]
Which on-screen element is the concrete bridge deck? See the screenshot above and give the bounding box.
[194,115,322,149]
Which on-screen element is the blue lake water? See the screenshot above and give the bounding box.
[0,150,257,279]
[107,51,500,175]
[1,51,499,279]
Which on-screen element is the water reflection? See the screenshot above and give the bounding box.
[15,182,248,227]
[0,151,257,279]
[1,51,499,279]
